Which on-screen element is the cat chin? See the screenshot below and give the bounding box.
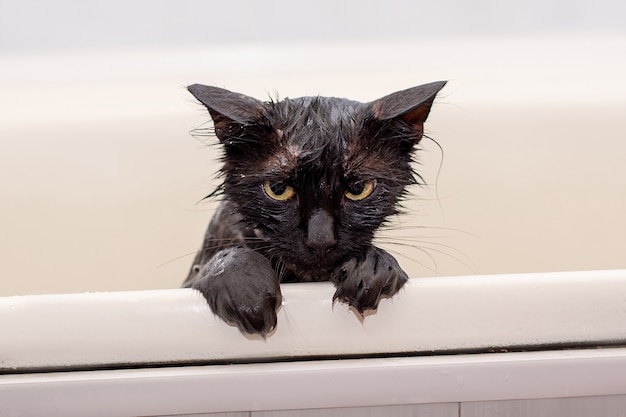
[278,254,351,282]
[283,267,333,283]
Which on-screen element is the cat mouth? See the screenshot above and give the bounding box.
[281,250,349,280]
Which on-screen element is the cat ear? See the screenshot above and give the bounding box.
[188,84,270,141]
[369,81,447,132]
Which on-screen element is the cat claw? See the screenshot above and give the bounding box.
[332,282,379,314]
[331,246,408,315]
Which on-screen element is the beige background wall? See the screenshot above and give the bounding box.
[1,36,625,296]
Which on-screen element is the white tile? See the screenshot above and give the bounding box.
[162,413,249,417]
[253,402,458,417]
[461,395,626,417]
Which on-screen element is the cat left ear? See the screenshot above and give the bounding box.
[188,84,270,142]
[369,81,447,132]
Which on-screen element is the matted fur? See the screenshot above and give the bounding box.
[184,82,446,335]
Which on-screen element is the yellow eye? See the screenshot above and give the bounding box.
[345,180,376,201]
[263,180,296,201]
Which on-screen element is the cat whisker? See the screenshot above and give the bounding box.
[376,238,478,275]
[190,129,220,147]
[157,237,268,268]
[381,224,479,238]
[190,121,216,136]
[156,249,208,269]
[199,236,265,242]
[381,245,442,276]
[377,237,475,264]
[379,234,460,241]
[272,258,291,283]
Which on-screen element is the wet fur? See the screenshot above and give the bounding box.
[184,82,446,335]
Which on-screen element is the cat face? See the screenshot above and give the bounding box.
[189,83,446,280]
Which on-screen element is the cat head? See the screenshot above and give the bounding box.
[188,82,446,279]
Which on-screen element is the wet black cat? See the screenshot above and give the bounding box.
[183,81,446,336]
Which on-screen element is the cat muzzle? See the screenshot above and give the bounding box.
[306,208,337,255]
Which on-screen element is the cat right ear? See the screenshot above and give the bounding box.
[188,84,270,142]
[369,81,447,136]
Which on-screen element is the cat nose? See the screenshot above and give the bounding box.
[306,209,337,254]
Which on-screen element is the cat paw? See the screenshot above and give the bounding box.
[331,246,408,314]
[192,247,282,336]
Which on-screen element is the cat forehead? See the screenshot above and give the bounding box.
[273,96,365,127]
[267,97,366,164]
